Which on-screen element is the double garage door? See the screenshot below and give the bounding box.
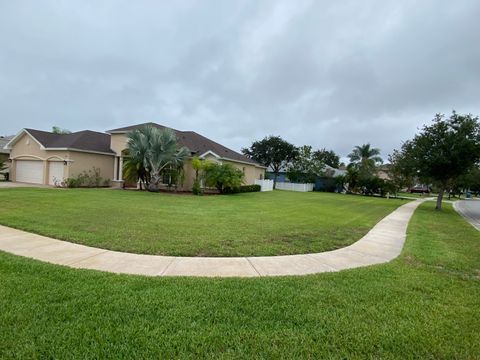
[15,160,64,185]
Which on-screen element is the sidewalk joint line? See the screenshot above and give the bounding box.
[246,257,261,276]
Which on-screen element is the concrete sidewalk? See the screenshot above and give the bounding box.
[0,199,425,277]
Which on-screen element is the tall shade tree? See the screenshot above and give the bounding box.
[287,145,325,183]
[348,143,383,178]
[391,111,480,210]
[242,136,298,186]
[312,148,340,169]
[126,125,190,192]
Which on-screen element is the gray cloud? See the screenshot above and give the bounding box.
[1,0,479,160]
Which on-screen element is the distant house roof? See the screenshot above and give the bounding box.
[6,129,115,155]
[0,135,14,154]
[108,122,262,166]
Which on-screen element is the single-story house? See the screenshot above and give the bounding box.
[4,122,266,189]
[377,164,392,180]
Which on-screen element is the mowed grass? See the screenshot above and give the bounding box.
[0,188,406,256]
[396,191,436,199]
[0,202,479,358]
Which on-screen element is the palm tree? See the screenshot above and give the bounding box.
[126,125,190,192]
[348,143,383,178]
[122,155,149,189]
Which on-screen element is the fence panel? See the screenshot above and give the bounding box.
[275,182,314,192]
[255,179,274,192]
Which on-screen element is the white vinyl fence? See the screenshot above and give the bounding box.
[255,179,274,192]
[275,182,314,192]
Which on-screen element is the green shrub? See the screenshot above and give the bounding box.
[192,179,203,195]
[204,163,244,194]
[65,178,81,188]
[223,184,261,194]
[64,167,108,188]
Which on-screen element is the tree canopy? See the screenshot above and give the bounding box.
[126,125,190,191]
[312,148,340,169]
[391,111,480,210]
[348,143,383,179]
[204,163,244,193]
[242,135,297,184]
[52,126,71,134]
[287,145,326,183]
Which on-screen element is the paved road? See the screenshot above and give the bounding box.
[455,199,480,230]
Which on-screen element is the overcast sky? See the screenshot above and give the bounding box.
[1,1,479,160]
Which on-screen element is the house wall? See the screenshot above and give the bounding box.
[110,134,128,156]
[68,151,115,182]
[223,160,265,186]
[164,158,264,192]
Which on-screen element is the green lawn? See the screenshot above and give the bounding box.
[0,202,479,358]
[0,188,406,256]
[395,191,437,199]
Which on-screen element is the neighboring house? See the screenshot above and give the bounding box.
[0,135,13,162]
[4,123,266,189]
[377,164,392,180]
[267,164,346,191]
[0,135,14,179]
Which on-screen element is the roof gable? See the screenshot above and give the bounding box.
[6,129,115,155]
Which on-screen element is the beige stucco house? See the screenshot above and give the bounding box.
[4,123,265,189]
[4,129,115,186]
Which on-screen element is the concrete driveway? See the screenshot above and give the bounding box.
[455,199,480,230]
[0,181,50,188]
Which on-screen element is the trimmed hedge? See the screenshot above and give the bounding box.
[223,184,261,194]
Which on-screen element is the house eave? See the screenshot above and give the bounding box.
[45,148,116,156]
[4,129,46,150]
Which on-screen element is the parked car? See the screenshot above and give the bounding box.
[409,186,430,194]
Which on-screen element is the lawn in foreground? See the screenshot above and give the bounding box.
[0,188,406,256]
[0,202,479,358]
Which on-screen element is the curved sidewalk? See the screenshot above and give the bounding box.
[0,199,425,277]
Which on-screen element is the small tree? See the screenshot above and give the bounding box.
[391,111,480,210]
[242,136,298,187]
[205,163,244,194]
[191,156,213,194]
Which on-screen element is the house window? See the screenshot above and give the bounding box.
[260,174,263,180]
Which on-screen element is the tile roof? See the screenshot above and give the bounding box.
[108,122,260,165]
[24,129,115,154]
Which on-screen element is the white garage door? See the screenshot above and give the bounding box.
[15,160,44,184]
[48,161,64,185]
